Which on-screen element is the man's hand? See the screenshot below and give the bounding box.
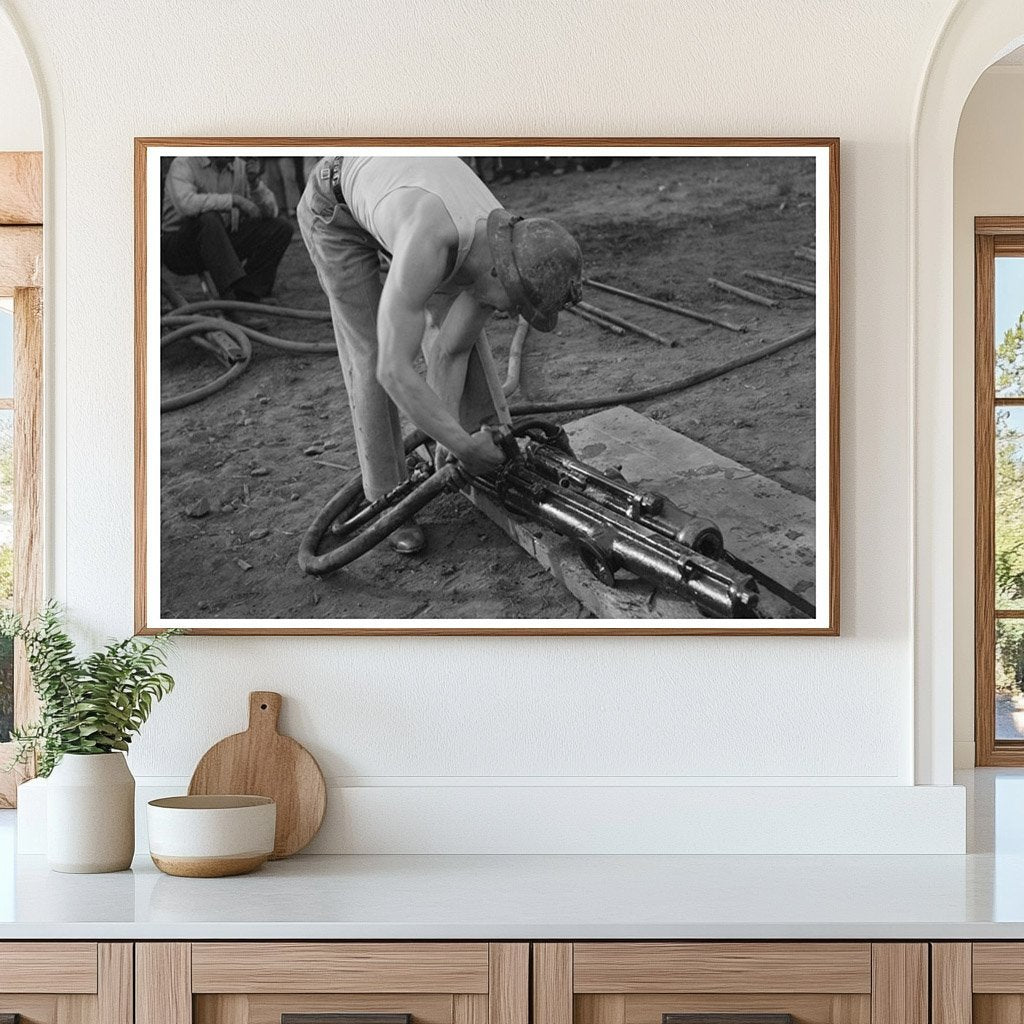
[457,428,506,477]
[244,159,263,186]
[232,194,261,219]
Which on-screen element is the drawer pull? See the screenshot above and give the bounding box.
[664,1016,794,1024]
[283,1016,411,1024]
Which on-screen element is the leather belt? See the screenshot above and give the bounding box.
[329,156,346,206]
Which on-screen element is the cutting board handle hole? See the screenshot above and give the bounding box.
[260,703,268,710]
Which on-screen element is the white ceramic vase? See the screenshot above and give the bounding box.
[46,752,135,873]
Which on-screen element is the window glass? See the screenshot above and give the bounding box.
[997,620,1024,740]
[997,407,1024,610]
[996,257,1024,397]
[0,307,12,400]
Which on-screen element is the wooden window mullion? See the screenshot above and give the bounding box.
[976,230,997,763]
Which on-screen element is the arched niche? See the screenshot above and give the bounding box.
[914,2,1024,785]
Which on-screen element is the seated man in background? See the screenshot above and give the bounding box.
[161,156,294,317]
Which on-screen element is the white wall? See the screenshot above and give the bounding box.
[0,0,973,852]
[952,65,1024,767]
[0,8,39,151]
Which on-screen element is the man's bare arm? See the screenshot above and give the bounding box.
[376,216,503,475]
[425,291,492,423]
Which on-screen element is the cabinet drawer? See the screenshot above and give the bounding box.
[0,943,130,1024]
[533,943,925,1024]
[139,943,528,1024]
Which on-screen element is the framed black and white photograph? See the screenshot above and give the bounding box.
[135,138,839,635]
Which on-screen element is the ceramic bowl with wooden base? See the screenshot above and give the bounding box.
[147,795,276,877]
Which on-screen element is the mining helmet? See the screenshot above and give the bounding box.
[487,209,583,332]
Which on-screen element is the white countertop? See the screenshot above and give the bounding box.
[1,769,1021,941]
[0,849,1021,940]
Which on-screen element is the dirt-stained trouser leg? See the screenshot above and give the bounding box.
[297,180,406,501]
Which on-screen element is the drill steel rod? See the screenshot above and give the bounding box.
[566,303,627,335]
[472,449,758,618]
[744,271,816,297]
[584,278,745,333]
[707,277,780,308]
[577,301,676,348]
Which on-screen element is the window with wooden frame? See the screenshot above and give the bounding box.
[0,151,43,806]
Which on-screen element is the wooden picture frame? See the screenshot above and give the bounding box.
[0,151,44,806]
[136,137,839,636]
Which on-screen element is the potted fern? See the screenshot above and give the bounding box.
[2,603,178,873]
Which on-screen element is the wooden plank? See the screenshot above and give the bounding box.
[563,406,816,597]
[870,945,927,1024]
[0,153,42,225]
[136,943,191,1024]
[0,226,42,296]
[0,943,97,993]
[972,944,1024,992]
[244,995,453,1024]
[931,945,972,1024]
[191,943,488,994]
[573,943,871,994]
[14,286,43,727]
[488,944,528,1024]
[534,945,572,1024]
[623,994,864,1024]
[98,945,133,1024]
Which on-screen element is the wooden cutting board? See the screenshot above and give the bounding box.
[188,691,326,859]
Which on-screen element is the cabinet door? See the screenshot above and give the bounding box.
[533,944,927,1024]
[942,943,1024,1024]
[0,943,131,1024]
[137,943,528,1024]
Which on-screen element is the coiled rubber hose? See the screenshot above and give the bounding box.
[160,298,335,412]
[297,431,461,575]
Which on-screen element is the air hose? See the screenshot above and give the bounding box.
[507,323,814,415]
[159,298,335,412]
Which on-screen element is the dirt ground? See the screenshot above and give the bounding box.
[159,156,817,620]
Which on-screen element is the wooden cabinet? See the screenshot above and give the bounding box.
[136,944,528,1024]
[932,943,1024,1024]
[532,943,928,1024]
[0,938,950,1024]
[0,943,132,1024]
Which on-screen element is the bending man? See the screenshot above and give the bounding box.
[298,155,582,554]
